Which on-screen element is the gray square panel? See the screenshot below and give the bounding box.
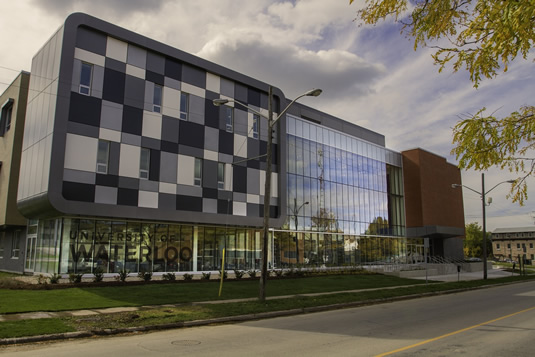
[109,142,120,175]
[158,193,176,210]
[220,78,234,97]
[218,153,233,164]
[139,179,159,192]
[118,176,139,189]
[160,151,178,183]
[127,45,146,69]
[234,108,248,136]
[233,192,247,202]
[247,168,260,194]
[203,198,217,213]
[176,184,202,197]
[141,136,161,150]
[144,81,155,112]
[105,57,126,73]
[95,186,118,204]
[203,160,218,189]
[235,83,247,103]
[121,132,142,146]
[67,121,99,138]
[182,64,206,88]
[63,169,96,184]
[247,203,259,217]
[146,51,165,74]
[101,100,123,131]
[204,126,219,151]
[164,77,181,90]
[188,95,205,125]
[161,116,179,143]
[124,75,146,109]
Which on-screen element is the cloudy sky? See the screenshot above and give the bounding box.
[1,0,534,231]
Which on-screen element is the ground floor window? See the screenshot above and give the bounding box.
[22,216,409,275]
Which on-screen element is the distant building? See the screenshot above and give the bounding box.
[0,71,30,273]
[492,227,535,263]
[0,13,465,275]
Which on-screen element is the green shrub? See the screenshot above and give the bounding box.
[93,267,104,282]
[68,273,83,283]
[274,269,284,277]
[162,273,176,281]
[247,270,257,278]
[183,273,194,281]
[201,272,211,280]
[115,269,129,282]
[219,270,228,280]
[234,270,244,279]
[49,273,62,284]
[138,271,153,282]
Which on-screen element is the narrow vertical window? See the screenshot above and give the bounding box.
[96,140,110,174]
[252,113,260,139]
[79,62,93,95]
[194,158,202,186]
[11,231,21,258]
[180,92,189,120]
[153,84,163,113]
[140,148,150,180]
[217,163,225,190]
[0,98,14,136]
[225,107,233,133]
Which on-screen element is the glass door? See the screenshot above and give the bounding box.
[24,235,37,272]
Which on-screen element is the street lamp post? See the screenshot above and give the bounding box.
[452,173,514,279]
[292,198,309,265]
[214,86,321,300]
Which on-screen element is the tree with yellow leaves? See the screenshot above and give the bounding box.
[351,0,535,204]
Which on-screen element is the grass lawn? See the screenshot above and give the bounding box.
[0,274,423,314]
[0,275,534,338]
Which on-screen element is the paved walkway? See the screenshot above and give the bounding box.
[413,267,518,282]
[0,268,517,323]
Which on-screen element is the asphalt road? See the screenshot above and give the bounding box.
[2,281,534,356]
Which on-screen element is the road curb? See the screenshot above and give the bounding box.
[0,280,530,346]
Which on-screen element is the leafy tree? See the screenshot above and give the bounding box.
[464,222,492,258]
[350,0,535,204]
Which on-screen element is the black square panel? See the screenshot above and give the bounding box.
[117,188,138,206]
[218,130,234,155]
[218,199,232,214]
[62,181,95,202]
[233,166,247,193]
[161,115,179,143]
[176,195,202,212]
[146,71,164,86]
[102,68,126,104]
[76,26,107,56]
[165,57,182,81]
[96,174,119,187]
[69,93,101,127]
[122,105,143,135]
[179,121,204,149]
[149,149,160,181]
[247,87,261,107]
[182,64,206,88]
[160,141,179,153]
[203,188,218,199]
[204,97,220,128]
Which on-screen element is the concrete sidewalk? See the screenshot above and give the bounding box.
[413,267,518,282]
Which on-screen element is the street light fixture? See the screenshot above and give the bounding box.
[213,86,321,300]
[452,173,515,279]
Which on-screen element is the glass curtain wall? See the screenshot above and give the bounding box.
[281,115,406,267]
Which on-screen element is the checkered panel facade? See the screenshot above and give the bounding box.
[63,28,280,222]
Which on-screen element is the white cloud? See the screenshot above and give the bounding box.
[0,0,533,231]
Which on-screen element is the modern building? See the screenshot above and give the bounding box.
[0,13,464,276]
[492,227,535,264]
[0,71,30,273]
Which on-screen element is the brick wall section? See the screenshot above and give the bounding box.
[402,148,465,230]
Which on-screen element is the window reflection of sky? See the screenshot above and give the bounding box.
[286,115,404,236]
